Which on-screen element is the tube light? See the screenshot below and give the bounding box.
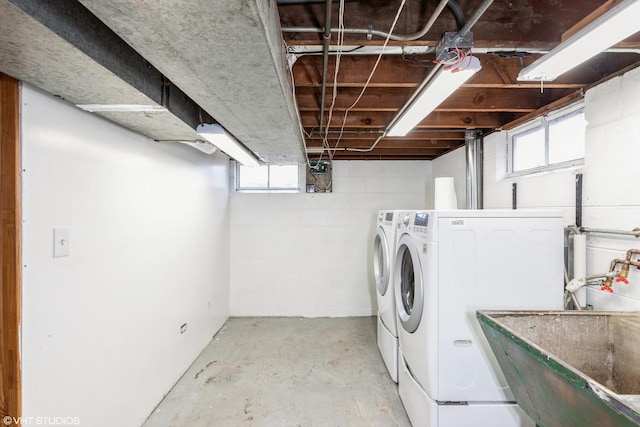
[387,56,482,137]
[175,140,218,155]
[518,0,640,81]
[76,104,168,112]
[196,124,260,166]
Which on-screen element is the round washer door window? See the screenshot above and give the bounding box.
[373,227,390,295]
[394,234,424,333]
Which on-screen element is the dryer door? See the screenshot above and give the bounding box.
[374,226,390,296]
[394,234,424,333]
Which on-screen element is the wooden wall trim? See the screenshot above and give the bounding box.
[0,73,21,425]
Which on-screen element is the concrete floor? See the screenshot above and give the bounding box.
[143,317,410,426]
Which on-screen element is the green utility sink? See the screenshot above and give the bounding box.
[477,311,640,427]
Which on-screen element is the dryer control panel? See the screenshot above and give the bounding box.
[414,212,429,227]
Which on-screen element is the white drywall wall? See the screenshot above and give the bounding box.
[229,160,432,316]
[21,85,230,426]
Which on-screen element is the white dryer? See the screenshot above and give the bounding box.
[373,210,401,382]
[394,210,564,427]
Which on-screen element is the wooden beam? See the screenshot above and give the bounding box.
[300,110,515,129]
[318,147,457,155]
[305,131,464,141]
[502,60,640,131]
[279,0,609,45]
[0,73,21,425]
[292,54,597,88]
[295,53,640,88]
[306,139,463,149]
[561,0,623,41]
[318,153,439,160]
[295,86,573,112]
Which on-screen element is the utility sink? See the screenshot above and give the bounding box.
[476,311,640,427]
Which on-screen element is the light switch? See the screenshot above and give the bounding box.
[53,228,70,257]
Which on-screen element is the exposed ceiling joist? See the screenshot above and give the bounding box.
[2,0,640,163]
[280,0,640,160]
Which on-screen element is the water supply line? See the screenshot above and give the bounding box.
[318,0,332,133]
[601,248,640,290]
[579,227,640,237]
[566,272,619,309]
[281,0,463,41]
[566,248,640,311]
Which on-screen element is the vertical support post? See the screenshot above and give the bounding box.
[0,73,22,425]
[575,173,583,228]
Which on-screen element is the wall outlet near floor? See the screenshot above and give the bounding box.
[180,323,187,334]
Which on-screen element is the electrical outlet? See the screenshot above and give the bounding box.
[180,323,187,334]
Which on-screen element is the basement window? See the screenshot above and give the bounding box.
[508,103,586,175]
[236,164,300,192]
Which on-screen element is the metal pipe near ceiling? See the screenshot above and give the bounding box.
[346,0,493,154]
[281,0,461,41]
[319,0,332,133]
[465,129,483,209]
[456,0,492,38]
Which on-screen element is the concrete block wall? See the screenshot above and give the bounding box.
[482,66,640,310]
[229,160,432,317]
[582,67,640,310]
[432,147,466,208]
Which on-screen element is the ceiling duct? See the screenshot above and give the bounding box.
[78,0,306,164]
[0,0,209,142]
[0,0,305,163]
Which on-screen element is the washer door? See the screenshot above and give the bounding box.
[394,234,424,333]
[373,227,390,296]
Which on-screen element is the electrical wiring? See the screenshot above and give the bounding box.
[319,0,347,163]
[329,0,407,158]
[303,0,347,167]
[435,47,474,68]
[284,39,317,169]
[401,52,436,68]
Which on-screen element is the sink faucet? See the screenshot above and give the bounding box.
[601,249,640,291]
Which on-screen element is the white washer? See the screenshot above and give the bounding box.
[373,210,401,382]
[394,210,564,427]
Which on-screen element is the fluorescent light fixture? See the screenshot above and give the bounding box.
[175,140,218,155]
[196,123,260,166]
[76,104,168,112]
[518,0,640,81]
[387,56,482,137]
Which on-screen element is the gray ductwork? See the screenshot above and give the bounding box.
[79,0,306,164]
[1,0,305,163]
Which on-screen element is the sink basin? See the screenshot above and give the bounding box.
[476,310,640,427]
